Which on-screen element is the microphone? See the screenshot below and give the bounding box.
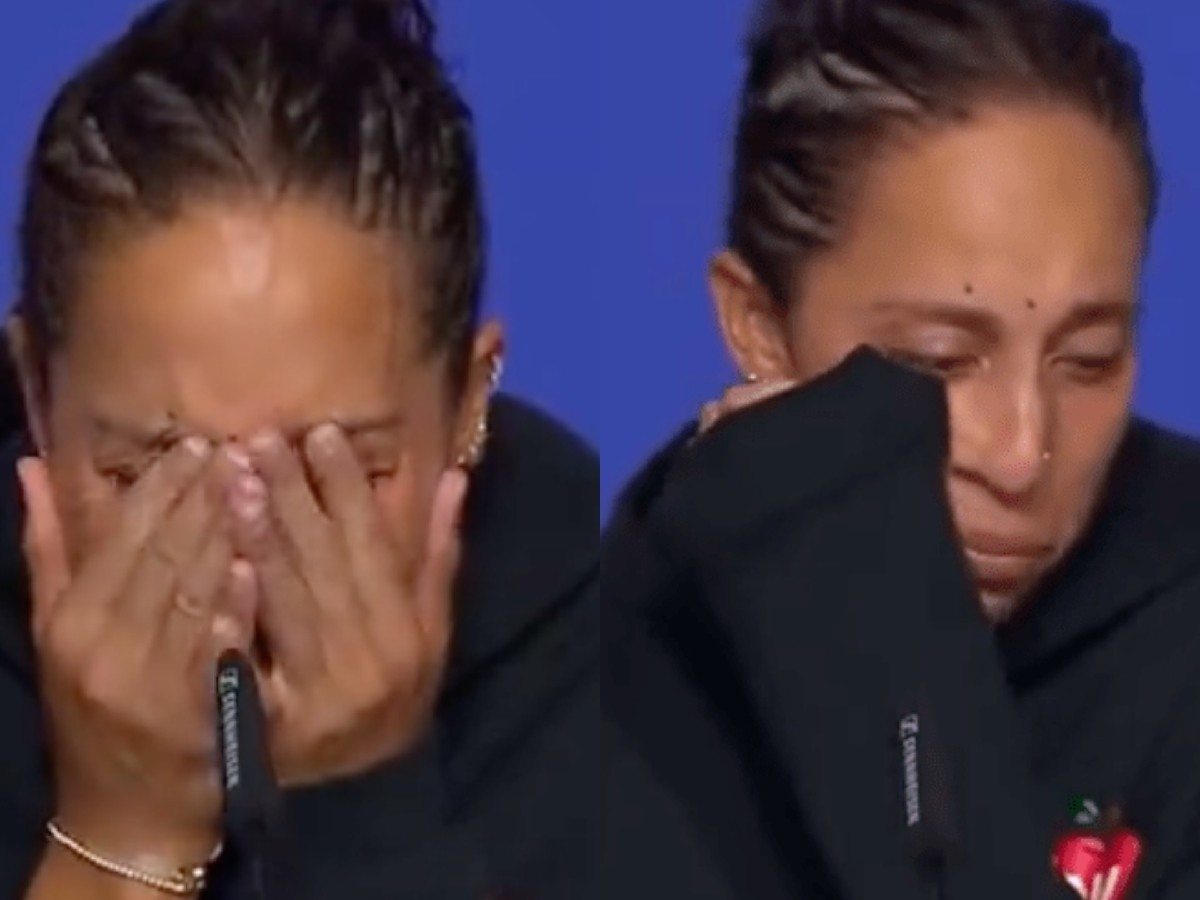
[897,701,959,895]
[216,650,281,897]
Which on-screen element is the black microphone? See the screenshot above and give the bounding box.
[897,700,959,898]
[216,650,281,898]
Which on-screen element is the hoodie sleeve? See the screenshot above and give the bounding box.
[641,349,1075,900]
[0,657,49,899]
[268,735,491,900]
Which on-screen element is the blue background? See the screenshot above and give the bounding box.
[0,2,1197,513]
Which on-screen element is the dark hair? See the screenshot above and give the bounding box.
[18,0,484,389]
[730,0,1158,303]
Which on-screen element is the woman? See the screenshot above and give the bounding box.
[0,0,598,897]
[600,1,1200,899]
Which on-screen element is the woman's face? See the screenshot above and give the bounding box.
[15,198,498,576]
[716,105,1146,622]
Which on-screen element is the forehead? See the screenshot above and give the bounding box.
[59,199,430,431]
[803,104,1145,317]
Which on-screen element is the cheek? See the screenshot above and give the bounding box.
[45,453,121,567]
[371,453,448,577]
[1055,384,1131,503]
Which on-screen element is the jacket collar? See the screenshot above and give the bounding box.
[1000,421,1200,681]
[445,395,598,688]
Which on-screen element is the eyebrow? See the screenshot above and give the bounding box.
[869,299,1003,341]
[1044,300,1136,344]
[90,412,406,448]
[869,297,1135,343]
[91,416,181,449]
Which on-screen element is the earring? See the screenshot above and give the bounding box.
[457,415,489,470]
[489,354,505,392]
[745,372,760,384]
[455,353,504,470]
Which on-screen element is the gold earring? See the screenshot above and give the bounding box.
[455,354,503,470]
[457,415,489,470]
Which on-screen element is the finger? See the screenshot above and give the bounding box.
[721,379,797,413]
[303,424,397,602]
[413,469,467,650]
[229,484,325,679]
[110,471,217,660]
[156,523,234,667]
[17,457,70,637]
[216,560,259,658]
[699,380,798,435]
[70,438,211,623]
[697,401,722,435]
[241,434,345,600]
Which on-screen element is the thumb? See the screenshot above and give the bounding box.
[414,468,468,650]
[17,457,69,634]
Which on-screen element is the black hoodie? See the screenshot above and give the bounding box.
[598,348,1200,900]
[0,393,600,899]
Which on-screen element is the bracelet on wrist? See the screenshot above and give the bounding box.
[47,820,222,896]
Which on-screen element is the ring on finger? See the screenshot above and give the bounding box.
[173,589,207,620]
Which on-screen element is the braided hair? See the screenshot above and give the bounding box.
[730,0,1158,303]
[19,0,484,388]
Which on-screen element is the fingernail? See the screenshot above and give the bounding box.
[309,423,342,456]
[236,473,266,501]
[183,436,211,460]
[225,445,253,472]
[211,614,246,652]
[233,490,265,523]
[229,559,257,600]
[249,430,283,457]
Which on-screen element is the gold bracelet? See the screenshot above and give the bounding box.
[47,821,220,896]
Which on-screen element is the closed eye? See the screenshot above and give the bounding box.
[881,348,980,380]
[98,465,143,492]
[1058,352,1127,382]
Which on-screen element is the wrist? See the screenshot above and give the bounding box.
[40,840,198,900]
[48,810,221,896]
[53,806,220,870]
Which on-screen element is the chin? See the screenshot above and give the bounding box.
[978,591,1022,626]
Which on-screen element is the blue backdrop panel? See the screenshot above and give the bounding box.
[0,2,1195,514]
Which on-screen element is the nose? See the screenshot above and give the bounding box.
[949,374,1051,500]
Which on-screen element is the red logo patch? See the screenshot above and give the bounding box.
[1052,828,1143,900]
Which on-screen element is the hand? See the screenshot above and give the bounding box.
[226,426,467,787]
[20,440,242,868]
[697,378,798,435]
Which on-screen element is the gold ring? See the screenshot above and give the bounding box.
[173,590,207,620]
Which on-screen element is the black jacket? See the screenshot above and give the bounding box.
[0,394,600,899]
[598,348,1200,900]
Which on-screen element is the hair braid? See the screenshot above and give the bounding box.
[20,0,484,387]
[731,0,1157,303]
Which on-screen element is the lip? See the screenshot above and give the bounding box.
[961,530,1054,559]
[964,549,1038,588]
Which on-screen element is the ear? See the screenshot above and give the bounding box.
[451,320,505,467]
[5,314,49,455]
[709,250,794,381]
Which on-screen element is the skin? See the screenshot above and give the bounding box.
[9,197,502,896]
[707,103,1145,624]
